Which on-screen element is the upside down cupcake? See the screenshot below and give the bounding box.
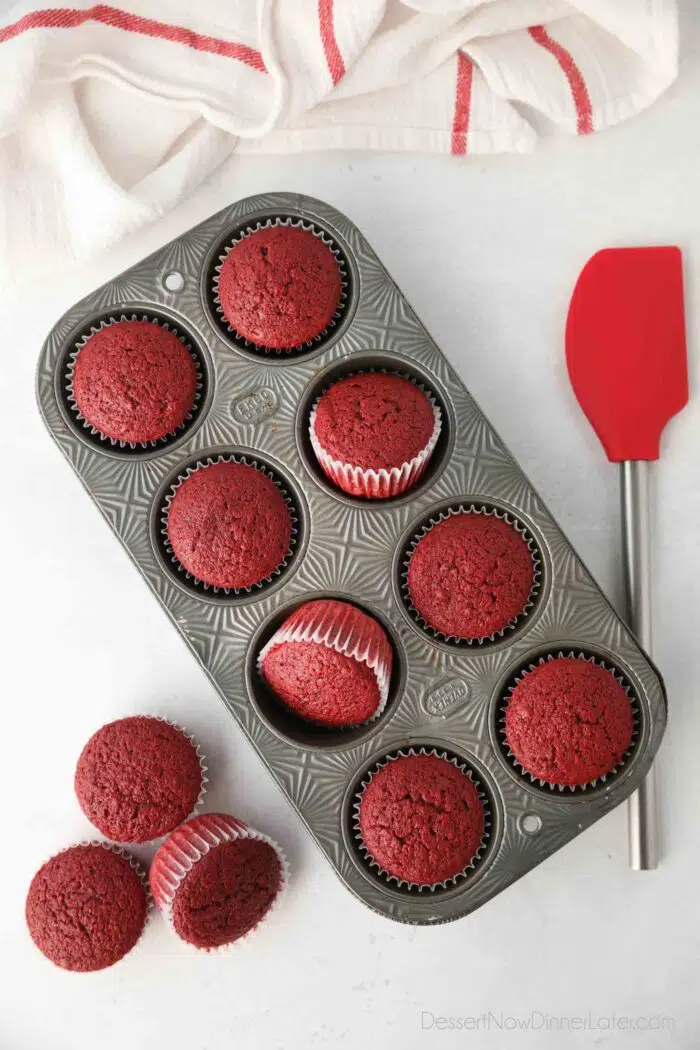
[310,372,441,499]
[406,509,536,641]
[503,655,635,788]
[70,318,199,445]
[150,814,287,950]
[165,459,294,591]
[258,599,393,727]
[215,224,343,351]
[356,751,487,887]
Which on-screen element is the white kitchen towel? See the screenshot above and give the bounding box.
[0,1,678,294]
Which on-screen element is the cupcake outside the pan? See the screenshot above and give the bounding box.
[74,715,207,843]
[150,814,288,951]
[26,843,149,972]
[258,599,393,727]
[69,318,199,445]
[310,372,441,499]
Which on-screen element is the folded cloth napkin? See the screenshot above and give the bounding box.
[0,0,678,294]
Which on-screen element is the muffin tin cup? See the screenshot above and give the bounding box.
[38,192,667,925]
[149,813,289,952]
[65,313,205,450]
[256,599,393,728]
[497,651,641,794]
[210,217,349,356]
[159,454,299,597]
[400,503,543,647]
[352,747,492,892]
[308,373,443,500]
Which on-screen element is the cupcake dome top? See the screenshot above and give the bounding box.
[72,319,197,444]
[216,225,342,350]
[166,460,293,590]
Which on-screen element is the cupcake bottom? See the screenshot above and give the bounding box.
[150,814,288,951]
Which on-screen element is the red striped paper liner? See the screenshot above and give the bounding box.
[257,599,392,722]
[150,813,288,952]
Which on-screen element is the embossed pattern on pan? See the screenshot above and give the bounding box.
[37,193,667,926]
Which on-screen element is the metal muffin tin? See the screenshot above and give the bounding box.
[37,192,667,925]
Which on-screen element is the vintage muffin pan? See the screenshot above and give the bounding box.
[37,192,667,925]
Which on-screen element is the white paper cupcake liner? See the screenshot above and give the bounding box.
[309,370,442,499]
[210,217,349,354]
[64,313,204,449]
[401,503,542,645]
[352,747,492,891]
[257,599,393,726]
[27,841,153,972]
[498,651,640,793]
[160,454,299,595]
[77,714,209,845]
[149,813,289,952]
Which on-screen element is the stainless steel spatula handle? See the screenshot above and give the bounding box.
[621,461,658,870]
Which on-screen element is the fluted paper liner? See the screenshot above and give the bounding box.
[309,372,442,499]
[150,813,289,952]
[210,217,348,354]
[352,747,491,891]
[498,651,640,793]
[257,598,393,723]
[65,313,204,449]
[160,454,299,595]
[401,503,542,645]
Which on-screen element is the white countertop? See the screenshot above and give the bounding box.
[2,15,700,1050]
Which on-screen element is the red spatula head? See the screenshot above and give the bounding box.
[566,247,688,462]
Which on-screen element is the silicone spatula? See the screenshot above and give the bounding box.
[566,246,688,871]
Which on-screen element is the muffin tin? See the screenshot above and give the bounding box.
[37,192,667,925]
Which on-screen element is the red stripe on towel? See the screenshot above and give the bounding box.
[318,0,345,86]
[451,52,474,156]
[529,25,593,134]
[0,5,267,71]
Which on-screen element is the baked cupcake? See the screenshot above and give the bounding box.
[165,459,294,590]
[503,656,635,788]
[258,599,392,727]
[406,509,536,641]
[215,224,343,350]
[356,752,486,886]
[310,372,441,499]
[75,716,206,843]
[26,844,148,971]
[70,319,198,444]
[150,814,287,950]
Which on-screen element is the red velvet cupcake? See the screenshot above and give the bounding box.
[165,459,294,591]
[356,751,487,886]
[150,814,287,950]
[310,372,441,499]
[215,224,343,351]
[503,655,635,788]
[70,318,198,445]
[406,509,536,641]
[75,716,206,843]
[258,599,393,727]
[26,844,148,971]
